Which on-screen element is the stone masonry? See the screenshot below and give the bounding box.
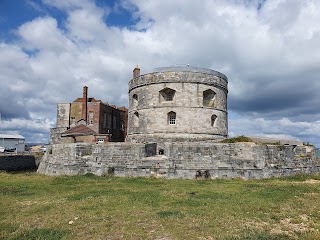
[127,65,228,144]
[38,142,320,179]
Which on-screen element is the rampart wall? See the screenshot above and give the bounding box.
[38,142,320,179]
[0,154,37,171]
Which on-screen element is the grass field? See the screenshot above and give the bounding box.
[1,172,320,240]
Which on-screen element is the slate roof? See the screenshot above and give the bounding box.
[62,124,98,136]
[73,97,102,103]
[0,134,24,139]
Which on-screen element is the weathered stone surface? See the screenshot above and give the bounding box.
[127,66,228,143]
[38,142,320,179]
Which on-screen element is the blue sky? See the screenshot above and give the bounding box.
[0,0,320,146]
[0,0,136,37]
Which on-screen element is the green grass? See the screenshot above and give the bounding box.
[221,135,253,143]
[1,173,320,239]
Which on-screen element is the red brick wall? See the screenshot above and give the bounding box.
[85,102,127,142]
[86,102,100,134]
[68,91,128,143]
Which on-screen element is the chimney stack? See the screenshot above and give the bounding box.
[133,65,140,78]
[82,86,88,122]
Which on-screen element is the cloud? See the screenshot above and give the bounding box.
[1,117,54,143]
[42,0,97,11]
[229,117,320,144]
[0,0,319,146]
[17,17,73,51]
[0,43,33,119]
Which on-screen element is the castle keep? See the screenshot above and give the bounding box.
[38,65,320,179]
[127,65,228,143]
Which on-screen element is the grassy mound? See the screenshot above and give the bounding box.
[221,135,253,143]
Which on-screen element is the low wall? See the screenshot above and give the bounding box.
[37,142,320,179]
[0,154,37,171]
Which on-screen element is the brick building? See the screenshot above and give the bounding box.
[50,86,127,144]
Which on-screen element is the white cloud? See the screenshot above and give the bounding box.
[2,117,53,132]
[42,0,98,11]
[229,117,320,144]
[0,0,319,146]
[17,17,73,52]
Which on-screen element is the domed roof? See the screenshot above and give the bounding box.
[153,65,227,81]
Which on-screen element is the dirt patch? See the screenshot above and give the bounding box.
[291,179,320,185]
[270,217,313,237]
[245,215,315,239]
[303,179,320,184]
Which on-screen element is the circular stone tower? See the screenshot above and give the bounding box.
[127,65,228,143]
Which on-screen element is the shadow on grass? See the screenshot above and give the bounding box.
[0,186,34,197]
[157,211,185,218]
[10,228,70,240]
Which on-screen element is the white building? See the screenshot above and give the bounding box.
[0,134,25,153]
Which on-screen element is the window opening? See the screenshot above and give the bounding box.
[168,111,176,125]
[211,114,217,126]
[113,115,117,129]
[203,89,216,107]
[108,114,112,128]
[160,88,176,102]
[132,94,138,107]
[71,117,76,125]
[133,112,139,127]
[88,111,93,125]
[103,113,107,128]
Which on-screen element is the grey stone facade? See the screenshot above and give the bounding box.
[38,142,319,179]
[127,65,228,144]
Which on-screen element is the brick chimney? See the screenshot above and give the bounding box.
[133,65,140,78]
[82,86,88,122]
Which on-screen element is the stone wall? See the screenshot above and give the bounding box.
[38,142,320,179]
[50,127,68,144]
[38,143,148,176]
[127,66,228,143]
[56,103,70,128]
[0,154,37,171]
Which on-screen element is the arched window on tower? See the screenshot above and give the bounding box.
[160,88,176,102]
[203,89,216,107]
[211,114,217,127]
[168,111,176,125]
[132,94,138,107]
[133,112,139,127]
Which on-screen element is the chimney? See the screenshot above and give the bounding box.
[82,86,88,122]
[133,65,140,78]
